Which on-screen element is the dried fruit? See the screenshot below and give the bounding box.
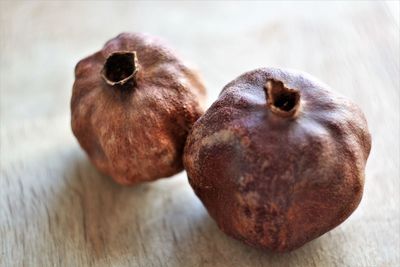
[71,33,206,185]
[183,68,371,252]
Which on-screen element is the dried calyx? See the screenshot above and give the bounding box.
[265,79,300,118]
[101,51,139,89]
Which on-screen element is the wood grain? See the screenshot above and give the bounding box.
[0,1,399,266]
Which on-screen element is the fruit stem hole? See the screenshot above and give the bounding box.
[265,79,300,117]
[101,51,138,88]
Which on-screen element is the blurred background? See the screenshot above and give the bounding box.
[1,1,399,267]
[1,1,398,122]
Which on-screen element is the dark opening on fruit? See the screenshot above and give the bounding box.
[101,51,138,88]
[266,79,300,117]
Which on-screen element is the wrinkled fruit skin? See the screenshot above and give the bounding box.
[183,68,371,252]
[71,33,206,185]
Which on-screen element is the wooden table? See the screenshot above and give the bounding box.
[1,2,399,266]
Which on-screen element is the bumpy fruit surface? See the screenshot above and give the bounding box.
[184,68,371,252]
[71,33,206,185]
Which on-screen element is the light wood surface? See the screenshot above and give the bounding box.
[1,1,399,266]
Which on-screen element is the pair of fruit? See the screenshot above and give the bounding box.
[71,33,371,252]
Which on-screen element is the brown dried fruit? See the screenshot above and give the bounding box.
[183,68,371,252]
[71,33,206,185]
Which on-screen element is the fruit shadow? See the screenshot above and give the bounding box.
[164,201,338,267]
[52,148,342,266]
[48,148,160,265]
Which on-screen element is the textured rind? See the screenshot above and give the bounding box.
[71,33,206,185]
[183,68,371,252]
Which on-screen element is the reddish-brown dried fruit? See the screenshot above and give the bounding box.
[183,68,371,252]
[71,33,206,185]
